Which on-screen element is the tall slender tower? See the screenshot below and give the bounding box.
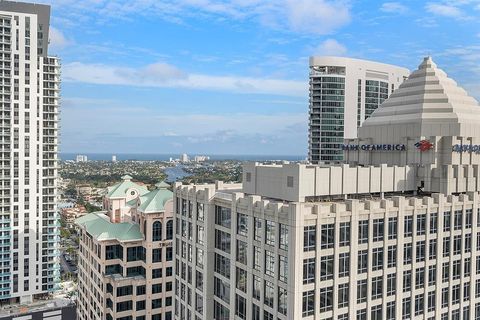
[0,1,60,304]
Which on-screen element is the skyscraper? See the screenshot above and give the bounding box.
[308,56,409,163]
[174,57,480,319]
[0,1,60,303]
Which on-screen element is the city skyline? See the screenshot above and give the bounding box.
[40,0,480,155]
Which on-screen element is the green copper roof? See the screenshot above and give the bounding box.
[75,212,143,242]
[155,181,170,189]
[138,187,173,213]
[106,176,149,198]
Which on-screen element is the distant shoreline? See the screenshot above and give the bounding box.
[60,153,305,162]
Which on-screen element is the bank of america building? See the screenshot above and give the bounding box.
[174,57,480,320]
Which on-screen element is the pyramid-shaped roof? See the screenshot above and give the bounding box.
[106,175,149,198]
[137,187,173,213]
[75,212,143,242]
[360,57,480,138]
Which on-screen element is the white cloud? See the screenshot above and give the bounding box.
[315,39,347,56]
[62,61,308,96]
[284,0,351,35]
[39,0,351,35]
[425,3,468,19]
[49,26,71,50]
[380,2,408,13]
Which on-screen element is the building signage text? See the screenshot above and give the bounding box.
[342,144,406,151]
[452,144,480,154]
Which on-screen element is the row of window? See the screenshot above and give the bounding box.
[303,210,475,251]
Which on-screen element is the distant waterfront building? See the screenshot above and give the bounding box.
[174,57,480,319]
[181,153,189,163]
[194,155,210,162]
[308,56,409,163]
[112,155,117,162]
[0,1,61,304]
[76,154,88,162]
[76,179,175,320]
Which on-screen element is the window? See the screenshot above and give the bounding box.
[414,294,424,316]
[372,247,383,271]
[215,230,231,253]
[417,214,426,235]
[264,281,274,307]
[387,246,396,268]
[215,206,231,228]
[339,252,349,277]
[320,255,334,280]
[254,218,262,241]
[373,219,384,241]
[358,250,368,273]
[279,255,288,283]
[404,243,412,264]
[214,301,229,319]
[359,220,368,244]
[442,262,449,283]
[253,246,261,270]
[196,248,204,267]
[166,220,173,240]
[404,216,413,237]
[430,212,437,234]
[402,297,411,319]
[443,237,450,257]
[235,295,246,319]
[278,287,287,315]
[319,286,333,312]
[444,211,451,232]
[339,222,350,246]
[357,279,367,303]
[429,238,437,260]
[302,290,315,316]
[338,283,349,308]
[265,220,275,246]
[252,276,261,300]
[214,277,230,303]
[428,265,436,286]
[416,241,425,262]
[372,276,383,299]
[197,225,204,245]
[403,270,412,292]
[454,210,462,230]
[466,209,473,228]
[237,213,248,236]
[265,251,275,277]
[453,235,462,255]
[427,291,435,312]
[372,305,382,320]
[279,224,288,250]
[387,301,395,320]
[321,224,334,249]
[197,203,204,221]
[287,176,294,187]
[388,217,397,239]
[387,273,396,296]
[214,253,230,279]
[304,225,316,251]
[303,258,315,284]
[152,268,162,279]
[152,221,162,241]
[415,267,424,289]
[236,240,247,265]
[152,248,161,263]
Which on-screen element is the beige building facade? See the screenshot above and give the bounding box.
[76,180,174,320]
[174,57,480,320]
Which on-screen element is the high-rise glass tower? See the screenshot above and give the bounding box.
[0,1,60,303]
[308,57,409,163]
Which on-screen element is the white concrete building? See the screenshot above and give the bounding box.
[181,154,189,163]
[0,1,60,304]
[309,56,409,163]
[76,154,87,162]
[174,57,480,320]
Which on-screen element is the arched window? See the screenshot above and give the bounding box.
[152,221,162,241]
[166,220,173,240]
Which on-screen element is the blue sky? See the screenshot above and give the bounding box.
[40,0,480,156]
